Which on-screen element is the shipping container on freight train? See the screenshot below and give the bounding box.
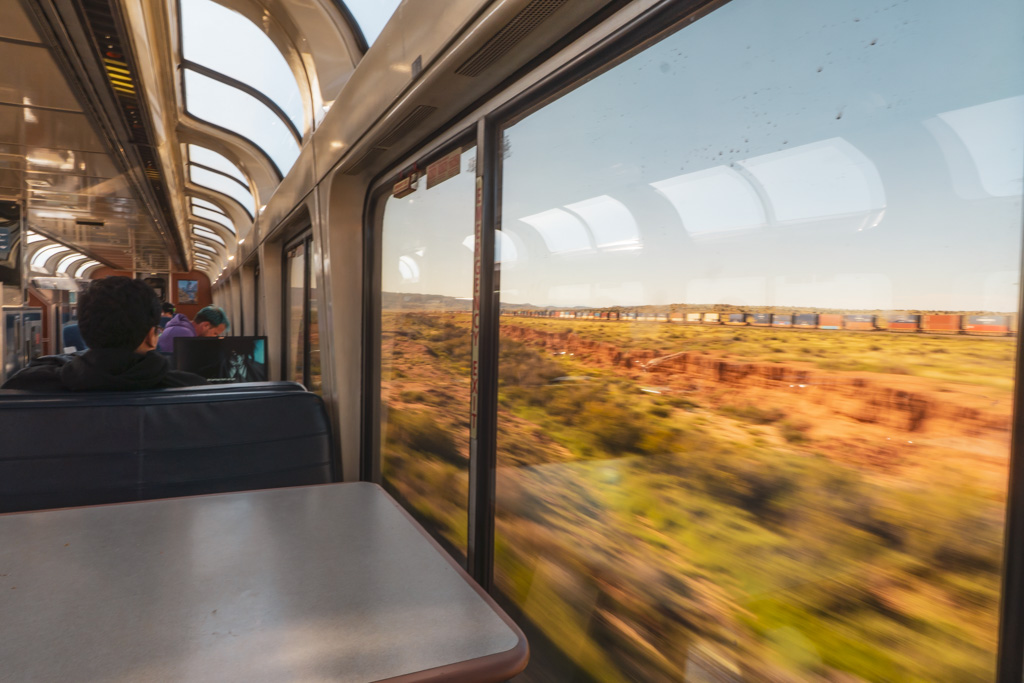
[685,313,703,324]
[794,314,818,328]
[702,312,721,324]
[887,314,920,332]
[844,314,877,331]
[963,314,1011,336]
[922,314,961,334]
[726,313,747,325]
[818,314,842,330]
[622,311,638,320]
[772,314,793,327]
[670,312,685,323]
[748,313,772,326]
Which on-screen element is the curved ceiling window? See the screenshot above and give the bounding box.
[190,196,228,216]
[194,242,218,254]
[188,145,249,187]
[193,224,226,245]
[187,146,256,215]
[343,0,402,47]
[188,165,255,216]
[183,69,300,176]
[180,0,304,131]
[191,203,236,234]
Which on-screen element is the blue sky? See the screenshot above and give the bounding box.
[386,0,1024,312]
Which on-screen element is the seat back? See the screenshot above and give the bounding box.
[0,382,334,513]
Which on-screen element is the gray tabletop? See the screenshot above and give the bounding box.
[0,482,527,682]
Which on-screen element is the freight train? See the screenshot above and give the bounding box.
[503,310,1017,336]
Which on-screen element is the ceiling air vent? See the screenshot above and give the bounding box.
[455,0,568,77]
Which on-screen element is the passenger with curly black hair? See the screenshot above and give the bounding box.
[2,277,206,392]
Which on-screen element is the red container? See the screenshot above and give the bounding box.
[818,314,843,329]
[922,314,961,333]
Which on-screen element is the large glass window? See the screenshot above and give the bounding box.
[187,147,256,216]
[342,0,401,47]
[193,225,225,245]
[284,234,321,394]
[494,1,1023,682]
[180,0,304,132]
[190,204,235,234]
[188,145,249,187]
[187,160,256,216]
[183,69,300,175]
[379,145,476,565]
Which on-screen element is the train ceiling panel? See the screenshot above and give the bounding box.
[0,0,184,273]
[0,0,40,43]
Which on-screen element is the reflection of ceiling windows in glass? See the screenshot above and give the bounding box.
[188,163,256,216]
[188,145,250,187]
[184,69,299,176]
[343,0,402,47]
[193,225,226,245]
[57,253,88,274]
[75,260,101,278]
[180,0,304,132]
[192,204,236,234]
[31,244,70,269]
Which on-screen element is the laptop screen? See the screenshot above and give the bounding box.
[173,336,268,383]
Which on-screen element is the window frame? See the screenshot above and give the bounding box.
[362,5,1024,680]
[282,230,313,389]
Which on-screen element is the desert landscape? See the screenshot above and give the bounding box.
[380,310,1014,682]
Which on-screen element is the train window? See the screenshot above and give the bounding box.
[188,163,255,218]
[183,69,299,176]
[187,145,250,188]
[187,146,256,216]
[378,144,477,566]
[494,1,1022,681]
[193,225,225,245]
[286,240,305,384]
[284,233,321,393]
[190,204,235,234]
[340,0,401,47]
[179,0,305,133]
[190,197,227,215]
[253,263,260,336]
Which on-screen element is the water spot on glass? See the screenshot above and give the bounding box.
[836,110,843,120]
[659,62,671,73]
[870,38,878,45]
[817,66,823,73]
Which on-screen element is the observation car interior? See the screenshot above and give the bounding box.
[1,0,1024,680]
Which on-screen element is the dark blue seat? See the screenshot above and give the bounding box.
[0,382,334,513]
[61,323,86,352]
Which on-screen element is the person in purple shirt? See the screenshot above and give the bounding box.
[156,306,229,354]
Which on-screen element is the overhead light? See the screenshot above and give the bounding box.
[238,238,244,244]
[228,255,234,261]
